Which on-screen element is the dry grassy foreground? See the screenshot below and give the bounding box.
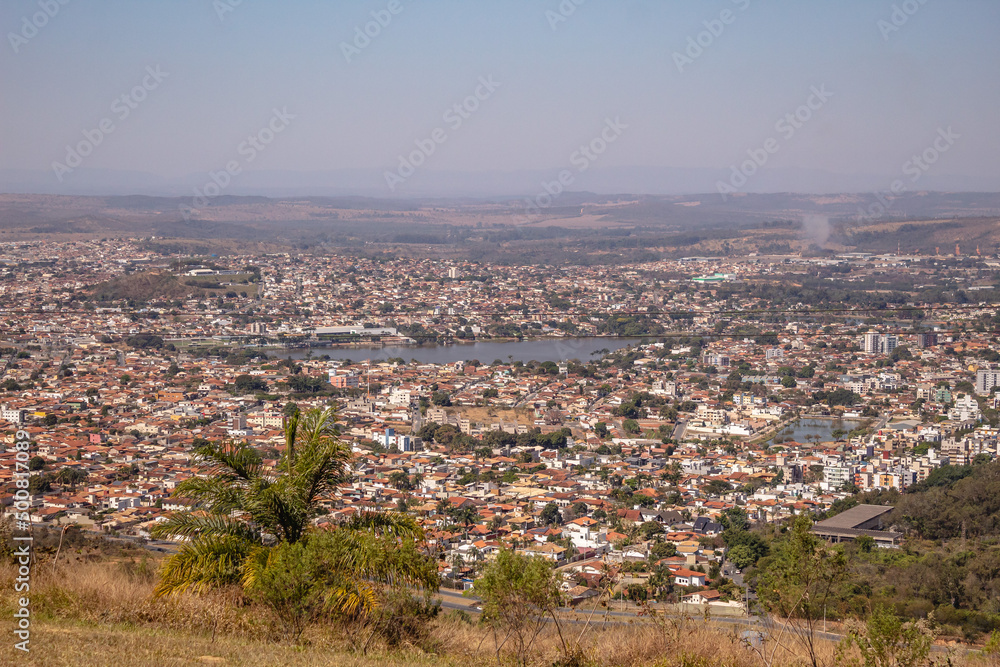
[14,621,456,667]
[2,559,996,667]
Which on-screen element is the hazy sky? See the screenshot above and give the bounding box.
[2,0,998,192]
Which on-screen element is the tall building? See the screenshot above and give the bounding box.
[863,333,880,354]
[884,335,898,355]
[863,333,898,355]
[976,369,1000,395]
[915,333,937,348]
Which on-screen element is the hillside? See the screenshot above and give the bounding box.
[89,271,202,302]
[813,459,1000,639]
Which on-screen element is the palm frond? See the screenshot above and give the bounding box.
[194,440,266,482]
[245,482,309,543]
[154,534,255,597]
[169,476,245,512]
[340,510,424,540]
[314,529,438,592]
[283,413,299,470]
[293,439,351,505]
[322,577,379,617]
[238,544,274,592]
[294,406,339,449]
[149,512,262,543]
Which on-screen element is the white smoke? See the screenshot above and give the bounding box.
[802,214,831,248]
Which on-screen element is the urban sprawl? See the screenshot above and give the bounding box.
[3,238,1000,608]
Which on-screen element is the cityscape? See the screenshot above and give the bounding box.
[2,1,1000,666]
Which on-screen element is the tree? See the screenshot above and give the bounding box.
[232,374,268,394]
[28,456,45,471]
[836,605,933,667]
[28,474,52,494]
[640,520,664,539]
[449,505,480,537]
[720,507,769,569]
[150,407,436,632]
[474,548,567,667]
[704,479,732,496]
[727,544,759,570]
[752,515,848,667]
[539,502,562,526]
[245,527,437,641]
[55,467,87,490]
[388,471,414,492]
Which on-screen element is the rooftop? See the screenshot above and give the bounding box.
[814,504,894,530]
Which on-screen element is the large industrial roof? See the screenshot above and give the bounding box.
[815,504,894,530]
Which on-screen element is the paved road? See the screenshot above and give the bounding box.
[435,589,754,627]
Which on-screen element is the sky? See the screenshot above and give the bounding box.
[1,0,998,196]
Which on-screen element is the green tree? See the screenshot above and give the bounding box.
[245,527,437,641]
[474,548,567,667]
[388,471,414,491]
[640,521,664,539]
[836,605,933,667]
[232,374,268,394]
[752,515,848,667]
[539,502,562,526]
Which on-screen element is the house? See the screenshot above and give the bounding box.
[682,590,722,604]
[670,567,707,587]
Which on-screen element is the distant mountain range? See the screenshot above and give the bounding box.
[1,166,996,199]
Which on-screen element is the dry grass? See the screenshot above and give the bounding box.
[19,621,457,667]
[3,560,995,667]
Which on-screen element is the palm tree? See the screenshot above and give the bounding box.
[449,505,480,539]
[151,407,436,618]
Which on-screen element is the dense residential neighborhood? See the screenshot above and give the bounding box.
[3,238,1000,607]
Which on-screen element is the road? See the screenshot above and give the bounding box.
[98,533,179,554]
[435,589,756,627]
[432,590,964,654]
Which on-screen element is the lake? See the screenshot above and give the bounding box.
[275,337,646,364]
[770,417,866,444]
